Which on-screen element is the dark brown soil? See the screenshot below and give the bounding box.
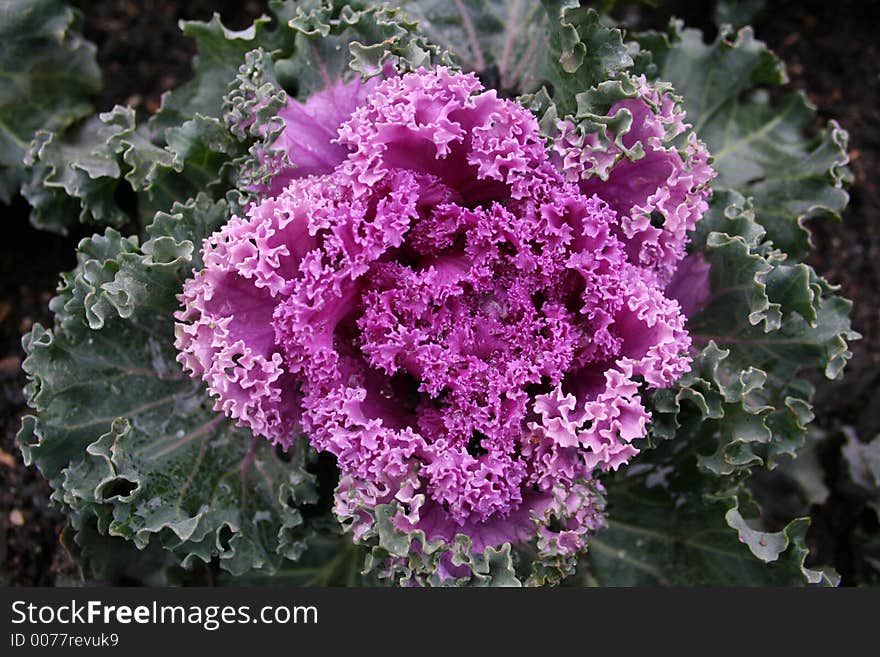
[1,0,878,586]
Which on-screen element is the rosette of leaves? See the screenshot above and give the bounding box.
[17,0,858,586]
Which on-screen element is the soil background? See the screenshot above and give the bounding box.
[1,0,878,585]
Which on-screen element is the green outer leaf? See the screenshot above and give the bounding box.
[221,48,290,214]
[538,1,633,117]
[638,192,856,586]
[20,119,125,234]
[634,22,851,260]
[216,534,375,586]
[148,13,274,135]
[222,48,287,141]
[391,0,549,93]
[588,456,836,586]
[22,97,246,235]
[17,194,321,576]
[0,0,100,203]
[679,191,856,475]
[283,0,447,93]
[724,497,837,585]
[19,98,244,235]
[102,105,241,225]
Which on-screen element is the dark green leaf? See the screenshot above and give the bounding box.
[20,119,125,234]
[0,0,100,202]
[634,22,851,260]
[148,13,275,135]
[392,0,549,93]
[587,443,837,586]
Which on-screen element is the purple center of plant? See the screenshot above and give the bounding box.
[175,67,711,552]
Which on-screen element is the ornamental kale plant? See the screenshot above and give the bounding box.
[12,0,857,586]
